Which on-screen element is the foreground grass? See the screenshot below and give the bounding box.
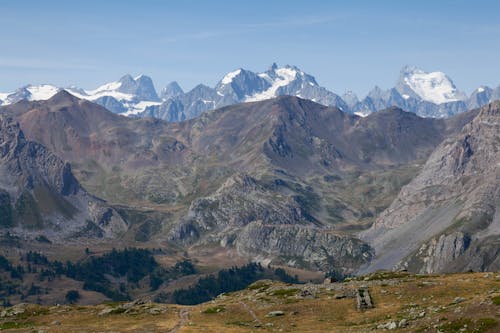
[0,272,498,332]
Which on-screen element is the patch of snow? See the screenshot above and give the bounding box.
[86,80,122,95]
[258,73,271,80]
[402,94,410,100]
[403,69,465,104]
[354,111,370,117]
[26,85,60,100]
[122,101,162,116]
[220,69,242,85]
[477,87,485,93]
[66,87,135,103]
[65,88,88,99]
[246,67,298,102]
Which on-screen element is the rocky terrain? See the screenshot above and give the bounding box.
[0,91,498,279]
[0,271,498,332]
[0,114,126,240]
[361,101,500,273]
[1,92,479,274]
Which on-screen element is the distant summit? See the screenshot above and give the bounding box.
[1,65,499,120]
[396,66,467,104]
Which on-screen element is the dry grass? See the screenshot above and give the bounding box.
[1,272,499,332]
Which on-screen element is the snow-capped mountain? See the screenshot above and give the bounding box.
[66,74,161,115]
[1,65,499,120]
[352,66,499,118]
[0,84,60,106]
[0,75,162,115]
[143,63,348,121]
[396,66,467,104]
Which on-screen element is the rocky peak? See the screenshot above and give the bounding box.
[0,116,26,158]
[360,101,500,274]
[161,81,184,100]
[118,74,159,101]
[0,115,127,239]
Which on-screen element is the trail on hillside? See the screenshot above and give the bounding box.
[239,301,263,326]
[167,308,190,333]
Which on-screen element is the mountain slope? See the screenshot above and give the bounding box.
[1,92,478,273]
[0,114,127,241]
[360,101,500,273]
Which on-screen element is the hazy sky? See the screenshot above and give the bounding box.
[1,0,499,96]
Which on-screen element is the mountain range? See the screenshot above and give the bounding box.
[2,91,497,277]
[1,64,499,120]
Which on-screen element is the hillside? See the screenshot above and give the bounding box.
[361,101,500,274]
[0,115,126,240]
[0,92,476,274]
[0,272,498,332]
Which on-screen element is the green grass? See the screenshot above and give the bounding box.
[438,318,497,333]
[270,288,300,297]
[202,305,226,314]
[0,321,33,329]
[492,295,500,305]
[247,281,271,291]
[357,271,410,281]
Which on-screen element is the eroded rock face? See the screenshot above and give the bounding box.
[170,173,372,273]
[236,222,373,273]
[0,116,127,240]
[169,174,317,243]
[360,102,500,273]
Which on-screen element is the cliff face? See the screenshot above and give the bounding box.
[169,173,373,274]
[360,101,500,273]
[0,115,127,240]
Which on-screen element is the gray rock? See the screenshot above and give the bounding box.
[266,310,285,317]
[360,102,500,274]
[398,319,408,328]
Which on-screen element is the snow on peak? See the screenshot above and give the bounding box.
[477,86,485,93]
[401,66,465,104]
[26,84,61,100]
[220,69,242,85]
[87,80,122,95]
[246,65,299,102]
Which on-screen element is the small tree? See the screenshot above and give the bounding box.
[65,290,80,304]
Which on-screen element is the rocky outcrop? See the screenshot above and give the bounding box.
[236,222,373,273]
[169,174,318,243]
[170,173,372,273]
[360,101,500,273]
[0,115,127,240]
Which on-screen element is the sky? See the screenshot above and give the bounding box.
[0,0,499,96]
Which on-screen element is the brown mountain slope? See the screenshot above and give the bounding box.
[0,92,476,273]
[0,115,127,240]
[360,101,500,273]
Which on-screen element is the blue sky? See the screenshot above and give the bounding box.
[1,0,499,96]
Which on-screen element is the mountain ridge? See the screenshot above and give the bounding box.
[1,65,498,120]
[1,92,483,274]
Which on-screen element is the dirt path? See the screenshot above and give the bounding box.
[167,308,190,333]
[239,301,263,326]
